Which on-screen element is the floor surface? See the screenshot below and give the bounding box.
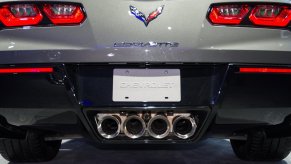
[1,139,290,164]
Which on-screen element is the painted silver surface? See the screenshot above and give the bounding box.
[0,0,290,64]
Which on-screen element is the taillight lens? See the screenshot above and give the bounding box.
[208,3,291,28]
[209,5,249,25]
[249,5,291,27]
[0,4,43,27]
[43,4,85,25]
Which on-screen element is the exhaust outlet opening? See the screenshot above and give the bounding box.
[124,115,146,139]
[173,116,197,139]
[148,115,170,139]
[97,115,121,139]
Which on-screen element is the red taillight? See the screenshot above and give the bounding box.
[208,4,291,28]
[0,4,43,27]
[249,5,291,27]
[240,67,291,74]
[0,67,53,74]
[209,5,249,25]
[43,4,85,25]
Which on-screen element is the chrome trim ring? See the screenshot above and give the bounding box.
[172,116,197,139]
[147,115,171,139]
[97,115,121,139]
[123,115,146,139]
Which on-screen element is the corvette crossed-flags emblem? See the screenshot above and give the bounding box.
[129,5,164,27]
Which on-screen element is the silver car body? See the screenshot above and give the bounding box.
[0,0,290,64]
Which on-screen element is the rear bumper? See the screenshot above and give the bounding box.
[0,63,291,143]
[0,49,291,65]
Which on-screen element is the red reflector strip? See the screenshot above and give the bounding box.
[240,68,291,74]
[0,68,53,74]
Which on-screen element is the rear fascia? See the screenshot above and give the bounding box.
[0,63,290,143]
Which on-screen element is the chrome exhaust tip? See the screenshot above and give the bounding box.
[172,116,197,139]
[97,115,121,139]
[123,115,146,139]
[148,115,171,139]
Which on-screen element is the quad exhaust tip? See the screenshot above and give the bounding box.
[97,115,121,139]
[172,116,197,139]
[96,113,197,140]
[123,115,146,139]
[148,115,171,139]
